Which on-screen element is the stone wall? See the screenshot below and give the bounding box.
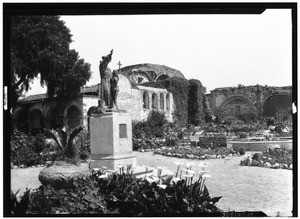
[208,85,292,118]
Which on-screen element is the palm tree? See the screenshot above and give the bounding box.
[44,126,83,165]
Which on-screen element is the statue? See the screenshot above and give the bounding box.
[110,70,119,109]
[99,49,113,109]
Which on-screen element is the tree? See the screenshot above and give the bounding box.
[10,15,91,108]
[188,79,211,125]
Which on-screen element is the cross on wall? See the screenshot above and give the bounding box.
[117,61,122,70]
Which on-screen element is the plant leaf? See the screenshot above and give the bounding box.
[211,196,222,204]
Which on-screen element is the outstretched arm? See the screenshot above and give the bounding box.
[99,49,114,78]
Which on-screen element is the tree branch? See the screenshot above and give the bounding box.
[12,74,26,89]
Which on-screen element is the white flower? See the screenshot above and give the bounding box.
[202,174,211,179]
[158,184,166,189]
[198,170,211,178]
[98,174,108,180]
[114,162,124,169]
[157,166,164,171]
[183,162,192,169]
[93,168,100,172]
[145,177,155,184]
[185,169,195,175]
[199,163,207,170]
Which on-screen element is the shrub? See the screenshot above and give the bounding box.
[238,148,245,155]
[252,153,262,161]
[74,129,90,161]
[44,126,84,165]
[10,129,43,166]
[18,170,223,215]
[188,79,207,126]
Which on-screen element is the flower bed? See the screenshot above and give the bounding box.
[240,148,293,169]
[11,163,224,216]
[154,146,238,160]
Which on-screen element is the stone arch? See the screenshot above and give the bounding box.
[160,93,165,110]
[66,105,81,129]
[28,109,44,132]
[143,91,150,109]
[152,93,158,110]
[13,107,28,131]
[47,107,64,130]
[218,95,257,117]
[156,74,169,81]
[87,106,97,129]
[166,93,170,111]
[263,93,292,117]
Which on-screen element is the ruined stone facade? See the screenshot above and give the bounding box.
[207,85,292,118]
[12,64,178,132]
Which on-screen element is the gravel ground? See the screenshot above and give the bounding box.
[11,151,293,216]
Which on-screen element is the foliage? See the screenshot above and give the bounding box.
[143,77,190,126]
[266,117,275,126]
[10,129,53,166]
[133,111,168,139]
[274,108,292,124]
[44,126,84,165]
[154,146,236,159]
[10,15,91,108]
[263,148,293,165]
[238,148,245,155]
[10,128,89,167]
[74,129,91,161]
[240,148,293,169]
[132,111,169,150]
[18,168,223,215]
[188,79,208,126]
[28,177,106,214]
[11,189,31,215]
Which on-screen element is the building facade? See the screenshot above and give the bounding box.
[12,63,180,132]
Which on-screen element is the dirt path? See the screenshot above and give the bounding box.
[11,151,293,216]
[134,151,293,217]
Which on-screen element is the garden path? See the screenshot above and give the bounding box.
[134,151,293,217]
[11,151,293,216]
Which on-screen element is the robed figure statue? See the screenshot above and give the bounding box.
[110,70,119,109]
[99,49,113,108]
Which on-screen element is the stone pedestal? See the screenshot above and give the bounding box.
[89,110,136,170]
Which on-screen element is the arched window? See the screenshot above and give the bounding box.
[50,108,64,129]
[152,93,158,110]
[143,91,150,109]
[160,93,164,110]
[166,94,170,111]
[67,106,81,129]
[87,106,97,130]
[15,109,28,131]
[29,109,44,132]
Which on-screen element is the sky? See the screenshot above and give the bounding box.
[26,9,292,96]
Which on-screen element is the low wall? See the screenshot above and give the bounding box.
[229,140,293,151]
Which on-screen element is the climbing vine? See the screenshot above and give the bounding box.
[143,77,189,126]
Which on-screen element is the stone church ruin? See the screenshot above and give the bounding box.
[12,63,292,133]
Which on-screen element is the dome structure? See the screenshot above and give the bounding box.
[120,63,185,84]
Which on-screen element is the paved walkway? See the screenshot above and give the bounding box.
[11,151,293,216]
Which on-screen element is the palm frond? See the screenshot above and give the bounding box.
[44,129,63,151]
[65,126,83,160]
[56,129,67,149]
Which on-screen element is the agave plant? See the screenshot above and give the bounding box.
[44,126,84,165]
